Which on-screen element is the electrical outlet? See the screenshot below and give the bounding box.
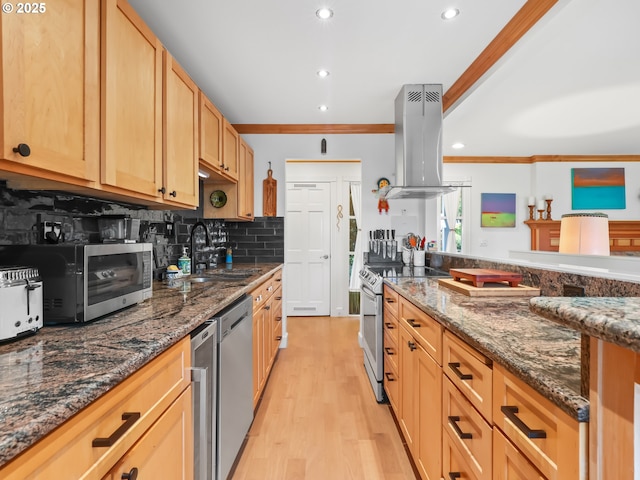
[563,285,585,297]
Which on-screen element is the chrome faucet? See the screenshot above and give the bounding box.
[189,221,211,273]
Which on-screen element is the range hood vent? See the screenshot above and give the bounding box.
[385,84,466,200]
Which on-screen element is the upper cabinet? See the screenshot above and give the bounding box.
[162,51,199,208]
[238,138,254,220]
[100,0,162,201]
[100,0,197,209]
[0,0,100,184]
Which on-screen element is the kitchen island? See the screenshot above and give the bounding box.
[0,263,282,469]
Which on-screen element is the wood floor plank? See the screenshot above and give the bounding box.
[232,316,416,479]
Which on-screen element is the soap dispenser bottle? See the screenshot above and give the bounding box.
[178,247,191,275]
[225,247,233,265]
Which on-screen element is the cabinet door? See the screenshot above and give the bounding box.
[399,325,417,453]
[105,387,193,480]
[199,92,224,174]
[493,428,545,480]
[222,119,239,181]
[415,338,442,480]
[163,52,198,208]
[0,0,99,183]
[101,0,163,199]
[238,139,254,220]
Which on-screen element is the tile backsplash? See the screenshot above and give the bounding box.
[0,181,284,278]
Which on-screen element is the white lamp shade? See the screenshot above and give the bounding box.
[558,213,610,255]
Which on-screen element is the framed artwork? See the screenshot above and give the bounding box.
[571,168,626,210]
[480,193,516,227]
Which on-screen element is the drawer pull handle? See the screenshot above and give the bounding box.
[121,467,139,480]
[384,347,394,355]
[449,474,461,480]
[275,296,282,300]
[501,406,547,439]
[385,297,396,303]
[407,341,417,352]
[448,416,473,440]
[93,412,141,447]
[276,316,282,322]
[448,362,473,380]
[276,335,282,340]
[407,319,421,328]
[384,322,394,329]
[385,372,396,382]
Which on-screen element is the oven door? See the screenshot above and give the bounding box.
[360,283,385,402]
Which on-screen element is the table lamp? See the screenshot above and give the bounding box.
[558,213,610,255]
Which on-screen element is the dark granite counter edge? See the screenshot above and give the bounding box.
[0,264,283,468]
[385,280,590,422]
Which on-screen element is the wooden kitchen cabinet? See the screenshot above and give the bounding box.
[493,364,582,480]
[103,387,193,480]
[198,92,226,178]
[493,428,546,480]
[0,0,100,186]
[398,295,443,480]
[0,339,192,479]
[238,138,255,220]
[383,285,401,412]
[251,268,283,408]
[162,51,199,208]
[222,118,239,181]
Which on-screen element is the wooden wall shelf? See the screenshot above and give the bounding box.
[525,220,640,253]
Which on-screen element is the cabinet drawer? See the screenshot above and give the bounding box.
[251,270,283,312]
[383,304,399,346]
[443,376,492,480]
[493,428,545,480]
[443,428,480,480]
[493,365,580,480]
[399,297,442,365]
[383,285,399,317]
[383,328,399,373]
[444,331,493,423]
[1,339,191,480]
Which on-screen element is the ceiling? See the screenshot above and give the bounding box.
[128,0,640,157]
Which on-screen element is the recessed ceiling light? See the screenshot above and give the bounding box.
[452,142,465,149]
[316,8,333,20]
[441,8,460,20]
[319,105,328,112]
[317,69,330,78]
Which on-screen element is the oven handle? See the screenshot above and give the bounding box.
[360,284,379,301]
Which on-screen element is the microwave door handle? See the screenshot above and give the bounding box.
[190,367,208,478]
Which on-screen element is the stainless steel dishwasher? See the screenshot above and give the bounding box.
[191,319,218,480]
[215,294,254,480]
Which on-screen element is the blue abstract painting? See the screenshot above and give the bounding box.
[571,168,626,210]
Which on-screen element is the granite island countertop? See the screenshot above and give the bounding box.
[530,296,640,353]
[385,277,589,422]
[0,263,282,468]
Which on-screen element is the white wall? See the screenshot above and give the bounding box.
[244,133,640,260]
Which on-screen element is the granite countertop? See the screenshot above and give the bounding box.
[0,263,282,469]
[530,296,640,353]
[385,277,589,422]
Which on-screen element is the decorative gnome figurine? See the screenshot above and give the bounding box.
[373,177,391,214]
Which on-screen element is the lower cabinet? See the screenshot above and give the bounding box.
[0,338,192,479]
[386,290,587,480]
[251,268,283,407]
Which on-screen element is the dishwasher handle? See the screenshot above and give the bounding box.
[190,367,208,479]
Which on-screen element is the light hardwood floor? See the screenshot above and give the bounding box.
[232,316,417,480]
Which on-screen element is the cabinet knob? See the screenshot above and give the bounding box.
[12,143,31,157]
[407,341,417,351]
[169,190,177,197]
[158,187,166,194]
[121,467,139,480]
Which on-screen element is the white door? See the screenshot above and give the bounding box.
[285,182,331,316]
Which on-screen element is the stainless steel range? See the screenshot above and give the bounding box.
[359,261,449,402]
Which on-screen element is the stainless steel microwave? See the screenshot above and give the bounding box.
[0,243,153,324]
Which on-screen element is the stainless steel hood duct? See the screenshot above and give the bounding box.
[384,84,465,200]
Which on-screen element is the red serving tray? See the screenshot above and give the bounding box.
[449,268,523,288]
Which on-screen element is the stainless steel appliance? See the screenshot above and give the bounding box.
[0,243,153,324]
[191,320,218,480]
[384,84,467,199]
[359,262,449,402]
[215,295,254,480]
[0,266,43,341]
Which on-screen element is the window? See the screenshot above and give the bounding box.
[439,187,466,253]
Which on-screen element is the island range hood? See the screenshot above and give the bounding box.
[384,84,465,200]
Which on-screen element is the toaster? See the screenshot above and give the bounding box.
[0,266,43,342]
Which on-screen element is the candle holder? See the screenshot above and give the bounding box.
[537,209,545,220]
[528,205,535,221]
[545,199,553,221]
